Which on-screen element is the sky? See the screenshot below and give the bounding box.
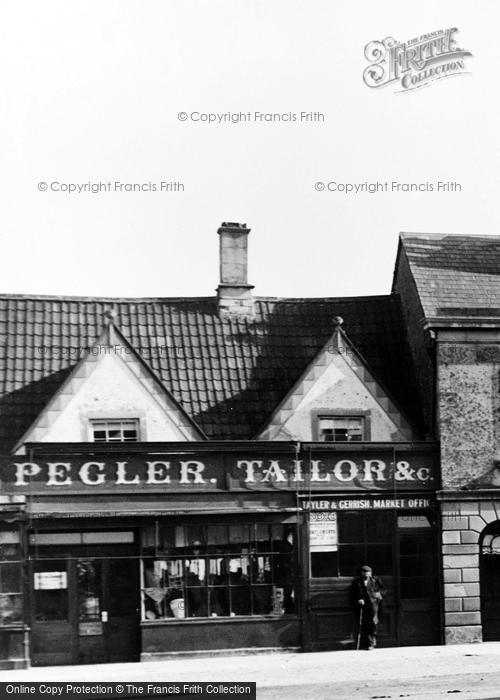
[1,1,498,299]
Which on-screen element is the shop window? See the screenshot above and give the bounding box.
[141,523,296,620]
[91,419,139,443]
[310,511,393,578]
[318,416,364,442]
[0,530,23,625]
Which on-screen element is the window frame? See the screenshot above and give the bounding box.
[140,521,298,621]
[0,528,24,627]
[312,410,371,442]
[309,510,394,579]
[88,418,141,444]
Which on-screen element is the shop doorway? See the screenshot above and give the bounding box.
[30,533,140,666]
[397,519,439,645]
[480,521,500,641]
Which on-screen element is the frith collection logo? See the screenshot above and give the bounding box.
[363,28,472,92]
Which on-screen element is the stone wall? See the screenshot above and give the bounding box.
[441,498,500,643]
[437,334,500,490]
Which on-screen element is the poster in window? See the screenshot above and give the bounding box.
[310,512,338,552]
[34,571,68,590]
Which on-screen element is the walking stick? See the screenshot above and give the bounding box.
[356,605,363,650]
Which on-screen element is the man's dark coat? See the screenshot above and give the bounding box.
[350,575,386,648]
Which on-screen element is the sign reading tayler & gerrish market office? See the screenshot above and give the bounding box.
[0,447,437,494]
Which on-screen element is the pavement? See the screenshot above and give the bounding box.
[2,643,500,699]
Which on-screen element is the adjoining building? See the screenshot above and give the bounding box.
[393,233,500,646]
[0,223,462,668]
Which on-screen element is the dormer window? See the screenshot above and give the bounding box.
[318,416,364,442]
[90,419,139,443]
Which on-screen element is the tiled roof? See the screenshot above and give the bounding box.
[0,294,423,450]
[399,233,500,322]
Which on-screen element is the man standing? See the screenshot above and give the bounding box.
[350,564,386,650]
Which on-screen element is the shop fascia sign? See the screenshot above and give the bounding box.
[302,496,433,511]
[0,448,436,493]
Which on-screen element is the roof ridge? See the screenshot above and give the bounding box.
[0,293,394,303]
[400,232,500,240]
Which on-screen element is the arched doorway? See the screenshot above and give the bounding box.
[480,521,500,641]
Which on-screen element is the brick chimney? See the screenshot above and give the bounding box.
[217,222,254,318]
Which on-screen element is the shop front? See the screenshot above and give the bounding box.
[27,510,302,665]
[1,440,439,665]
[299,442,441,651]
[303,495,440,650]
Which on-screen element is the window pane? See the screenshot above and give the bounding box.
[209,586,228,616]
[77,560,102,622]
[255,524,271,551]
[401,576,433,598]
[271,524,287,546]
[366,512,393,542]
[0,594,22,623]
[399,536,419,556]
[400,554,433,578]
[186,586,207,617]
[231,525,250,548]
[230,586,251,615]
[319,417,364,442]
[252,586,272,614]
[311,551,338,578]
[251,555,272,584]
[186,556,206,584]
[272,545,294,585]
[0,563,21,593]
[91,419,139,443]
[334,428,349,441]
[338,544,365,577]
[365,544,392,576]
[207,525,227,549]
[186,527,205,549]
[339,512,364,543]
[0,544,20,561]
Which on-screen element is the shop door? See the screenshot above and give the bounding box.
[397,528,439,645]
[32,557,140,665]
[77,557,140,664]
[480,554,500,640]
[480,531,500,641]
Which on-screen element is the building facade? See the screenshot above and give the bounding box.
[4,224,496,667]
[394,232,500,645]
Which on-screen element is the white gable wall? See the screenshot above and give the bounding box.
[270,354,405,441]
[40,352,189,442]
